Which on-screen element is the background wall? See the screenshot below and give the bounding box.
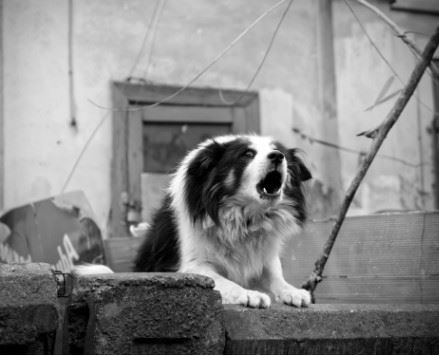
[1,0,438,237]
[332,0,438,214]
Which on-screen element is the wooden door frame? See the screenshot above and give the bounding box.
[0,0,3,211]
[432,59,439,209]
[110,81,260,237]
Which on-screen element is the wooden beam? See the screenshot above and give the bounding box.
[113,82,258,108]
[432,59,439,209]
[315,0,344,215]
[110,85,130,237]
[0,0,4,210]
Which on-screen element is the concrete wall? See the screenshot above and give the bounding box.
[1,0,437,237]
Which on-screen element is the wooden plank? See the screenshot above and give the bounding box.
[128,110,143,213]
[110,85,130,237]
[141,105,234,124]
[231,107,247,133]
[282,212,439,303]
[432,60,439,208]
[0,0,3,211]
[114,81,258,108]
[314,278,439,304]
[104,237,143,272]
[244,94,260,134]
[420,211,439,275]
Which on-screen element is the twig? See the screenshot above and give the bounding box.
[353,0,439,78]
[301,26,439,299]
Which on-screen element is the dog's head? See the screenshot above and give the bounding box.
[180,135,311,225]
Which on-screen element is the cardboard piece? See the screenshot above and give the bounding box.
[0,191,105,272]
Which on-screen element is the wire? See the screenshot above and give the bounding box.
[88,0,288,112]
[292,127,429,168]
[144,0,167,80]
[61,112,110,193]
[218,0,294,105]
[126,0,162,81]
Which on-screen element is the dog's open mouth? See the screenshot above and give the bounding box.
[257,170,283,199]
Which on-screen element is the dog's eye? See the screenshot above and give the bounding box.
[243,149,256,159]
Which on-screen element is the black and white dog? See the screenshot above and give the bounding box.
[133,134,312,308]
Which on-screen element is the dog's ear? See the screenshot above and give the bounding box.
[186,140,225,224]
[285,149,312,182]
[187,140,224,177]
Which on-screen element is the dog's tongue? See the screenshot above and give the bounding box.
[262,171,282,194]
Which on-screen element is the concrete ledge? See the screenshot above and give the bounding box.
[2,264,438,355]
[71,273,224,354]
[0,263,59,354]
[223,303,439,354]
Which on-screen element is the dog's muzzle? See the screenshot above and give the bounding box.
[256,150,285,200]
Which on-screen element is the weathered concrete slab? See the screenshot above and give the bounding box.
[73,272,224,354]
[0,263,59,354]
[224,303,439,354]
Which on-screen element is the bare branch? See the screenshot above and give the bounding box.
[301,26,439,299]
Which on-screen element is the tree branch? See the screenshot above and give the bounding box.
[301,26,439,299]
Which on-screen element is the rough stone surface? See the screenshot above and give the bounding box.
[0,263,57,304]
[73,272,224,355]
[4,264,438,355]
[223,303,439,354]
[0,263,59,354]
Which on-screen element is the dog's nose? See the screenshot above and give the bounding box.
[267,150,284,164]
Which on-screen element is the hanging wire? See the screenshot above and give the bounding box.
[218,0,294,105]
[143,0,168,80]
[61,112,110,193]
[126,0,162,81]
[87,0,288,112]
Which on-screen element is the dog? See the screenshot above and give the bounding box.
[133,134,312,308]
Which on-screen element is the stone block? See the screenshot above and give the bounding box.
[72,272,224,354]
[0,263,59,354]
[224,303,439,354]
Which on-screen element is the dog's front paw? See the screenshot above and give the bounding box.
[273,284,311,307]
[220,286,271,308]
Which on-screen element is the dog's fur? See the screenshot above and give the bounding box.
[133,134,312,308]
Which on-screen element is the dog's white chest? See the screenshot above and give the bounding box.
[203,207,282,287]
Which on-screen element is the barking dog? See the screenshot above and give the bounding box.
[134,134,312,308]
